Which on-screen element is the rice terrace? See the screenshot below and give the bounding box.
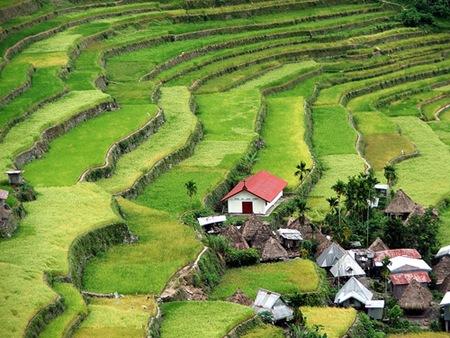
[0,0,450,337]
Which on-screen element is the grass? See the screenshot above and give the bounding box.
[83,198,202,294]
[160,301,254,338]
[39,283,87,338]
[24,104,155,187]
[210,259,320,300]
[389,333,450,338]
[97,87,197,194]
[0,90,111,173]
[422,95,450,120]
[312,105,357,156]
[241,324,285,338]
[394,117,450,207]
[0,183,119,338]
[300,307,357,338]
[73,296,156,338]
[253,96,312,188]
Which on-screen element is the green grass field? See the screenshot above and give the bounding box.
[160,301,254,338]
[210,259,320,300]
[300,307,357,338]
[241,324,285,338]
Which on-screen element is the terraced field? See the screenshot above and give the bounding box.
[0,0,449,337]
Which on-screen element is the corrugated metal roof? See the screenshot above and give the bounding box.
[330,253,365,278]
[390,271,431,285]
[221,171,287,202]
[334,277,373,305]
[197,215,226,226]
[374,249,421,265]
[388,257,431,273]
[252,289,293,321]
[441,292,450,306]
[436,245,450,259]
[365,300,385,308]
[0,189,9,200]
[277,228,302,240]
[254,289,280,308]
[316,242,346,268]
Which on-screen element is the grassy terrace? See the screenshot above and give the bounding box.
[210,259,320,300]
[159,301,254,338]
[301,307,357,338]
[241,324,285,338]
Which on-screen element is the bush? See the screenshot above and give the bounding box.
[399,9,434,26]
[349,313,385,338]
[225,247,260,267]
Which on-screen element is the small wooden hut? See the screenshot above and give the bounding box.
[384,189,422,221]
[398,279,432,315]
[6,170,23,185]
[227,289,252,306]
[261,237,288,262]
[220,226,249,250]
[241,217,265,242]
[368,237,389,252]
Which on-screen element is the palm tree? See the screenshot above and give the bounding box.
[294,161,311,184]
[332,180,346,201]
[384,164,397,187]
[185,180,197,203]
[326,196,339,214]
[380,256,391,293]
[294,197,310,224]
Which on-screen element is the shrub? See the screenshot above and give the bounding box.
[399,9,434,27]
[225,248,260,267]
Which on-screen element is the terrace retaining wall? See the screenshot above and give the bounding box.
[79,108,165,182]
[224,316,261,338]
[0,0,41,25]
[14,99,117,169]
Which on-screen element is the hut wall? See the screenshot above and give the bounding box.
[263,191,283,213]
[445,306,450,321]
[368,308,383,320]
[342,298,364,309]
[393,282,428,299]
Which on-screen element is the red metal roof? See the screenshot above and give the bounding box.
[221,171,288,203]
[390,271,431,285]
[374,249,421,263]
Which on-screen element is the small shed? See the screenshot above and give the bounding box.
[220,226,249,250]
[390,271,431,299]
[221,171,287,215]
[197,215,226,234]
[316,242,347,268]
[253,289,294,322]
[261,237,288,262]
[398,279,432,314]
[0,189,8,206]
[436,245,450,259]
[368,237,389,252]
[334,277,373,309]
[365,300,385,320]
[6,170,23,185]
[440,292,450,332]
[374,183,389,197]
[330,253,366,278]
[276,228,302,249]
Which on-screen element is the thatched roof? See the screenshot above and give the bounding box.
[0,206,12,220]
[368,237,389,252]
[434,256,450,285]
[220,226,249,250]
[385,189,418,215]
[227,289,253,306]
[241,216,265,242]
[398,279,432,311]
[261,237,288,261]
[248,224,273,250]
[440,275,450,292]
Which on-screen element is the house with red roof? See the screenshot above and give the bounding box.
[390,271,431,299]
[221,171,287,215]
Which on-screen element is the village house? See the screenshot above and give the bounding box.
[6,170,23,186]
[197,215,226,234]
[316,242,346,268]
[348,249,375,272]
[441,292,450,332]
[384,189,424,221]
[374,183,390,198]
[390,271,431,299]
[276,228,302,250]
[221,171,287,215]
[261,237,288,262]
[334,277,373,309]
[219,225,249,250]
[388,256,432,274]
[373,248,422,268]
[330,253,366,279]
[398,279,432,315]
[368,237,389,252]
[365,300,385,320]
[252,289,294,323]
[240,216,273,250]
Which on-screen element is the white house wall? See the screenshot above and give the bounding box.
[264,191,283,213]
[227,191,266,214]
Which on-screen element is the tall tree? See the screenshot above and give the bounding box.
[326,196,339,214]
[185,180,197,203]
[294,161,311,184]
[293,197,310,225]
[383,165,398,187]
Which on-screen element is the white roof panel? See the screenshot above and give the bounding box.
[197,215,226,226]
[316,242,346,268]
[436,245,450,258]
[277,228,302,240]
[365,300,385,308]
[334,277,373,305]
[374,183,389,190]
[330,254,365,278]
[441,292,450,306]
[388,257,431,273]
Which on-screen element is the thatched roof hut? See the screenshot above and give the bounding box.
[227,289,252,306]
[434,256,450,285]
[368,237,389,252]
[241,217,266,241]
[261,237,288,262]
[440,275,450,293]
[398,279,432,312]
[385,189,417,215]
[220,226,249,250]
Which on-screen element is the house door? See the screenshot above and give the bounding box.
[242,201,253,214]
